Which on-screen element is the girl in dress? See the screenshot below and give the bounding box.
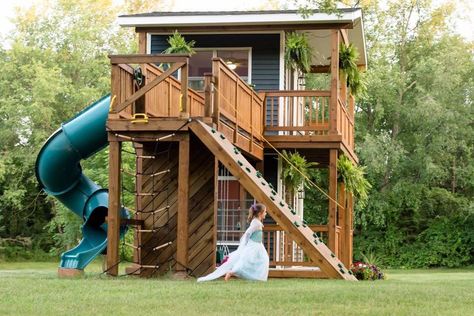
[197,203,269,282]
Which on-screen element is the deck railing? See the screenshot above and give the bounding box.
[212,58,264,158]
[263,224,330,268]
[262,89,355,151]
[263,90,331,135]
[109,54,205,119]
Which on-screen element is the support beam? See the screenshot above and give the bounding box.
[346,192,354,267]
[338,182,349,266]
[107,139,121,276]
[176,136,190,271]
[212,158,219,269]
[329,29,340,134]
[328,149,338,254]
[138,32,147,54]
[133,143,144,265]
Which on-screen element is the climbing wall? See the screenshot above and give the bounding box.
[189,120,357,281]
[133,137,215,277]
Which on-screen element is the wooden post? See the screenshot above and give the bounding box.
[107,139,121,276]
[212,158,219,269]
[329,29,340,134]
[180,57,189,117]
[133,143,144,265]
[328,149,338,254]
[258,92,266,137]
[346,191,354,267]
[176,136,190,271]
[349,95,355,150]
[203,73,214,118]
[110,65,120,120]
[212,60,220,124]
[338,182,349,266]
[138,32,147,54]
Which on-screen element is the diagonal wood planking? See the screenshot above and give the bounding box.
[189,120,357,281]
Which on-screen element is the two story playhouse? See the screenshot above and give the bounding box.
[39,9,366,280]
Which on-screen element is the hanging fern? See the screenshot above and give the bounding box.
[339,43,366,97]
[281,150,318,197]
[337,155,372,207]
[164,31,196,54]
[285,32,313,73]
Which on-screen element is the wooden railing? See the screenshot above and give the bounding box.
[263,90,331,135]
[212,58,264,158]
[109,54,205,119]
[263,224,330,268]
[262,89,355,151]
[337,96,354,150]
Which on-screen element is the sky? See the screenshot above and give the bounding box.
[0,0,472,47]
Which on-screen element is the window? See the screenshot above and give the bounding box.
[188,48,251,90]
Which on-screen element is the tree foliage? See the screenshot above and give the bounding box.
[0,0,472,268]
[0,0,158,259]
[351,0,474,267]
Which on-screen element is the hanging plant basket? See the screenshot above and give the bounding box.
[285,32,313,74]
[164,30,196,55]
[336,155,371,207]
[339,43,366,97]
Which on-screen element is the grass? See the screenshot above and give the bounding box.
[0,261,473,316]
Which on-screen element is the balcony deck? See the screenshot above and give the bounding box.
[107,54,356,163]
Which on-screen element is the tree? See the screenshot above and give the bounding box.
[0,0,162,257]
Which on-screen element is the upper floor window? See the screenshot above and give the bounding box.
[188,48,251,90]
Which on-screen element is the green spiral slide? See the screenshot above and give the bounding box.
[35,95,128,270]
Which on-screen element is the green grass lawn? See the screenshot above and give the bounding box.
[0,261,473,316]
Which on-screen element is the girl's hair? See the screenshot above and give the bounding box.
[247,203,266,223]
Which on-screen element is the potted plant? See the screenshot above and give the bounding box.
[280,150,318,206]
[336,155,371,207]
[284,32,313,74]
[164,30,196,54]
[339,43,366,97]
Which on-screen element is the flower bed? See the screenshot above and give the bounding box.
[351,261,385,280]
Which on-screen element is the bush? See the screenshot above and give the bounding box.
[0,237,55,262]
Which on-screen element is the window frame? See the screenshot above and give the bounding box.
[183,47,252,89]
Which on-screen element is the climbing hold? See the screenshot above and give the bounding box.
[261,182,266,186]
[293,221,300,228]
[302,220,308,227]
[270,196,275,201]
[211,128,216,133]
[339,268,345,274]
[279,201,285,207]
[330,253,336,258]
[245,167,251,173]
[256,171,262,178]
[313,239,319,245]
[271,190,277,196]
[312,232,318,239]
[337,263,343,268]
[220,134,226,140]
[290,208,296,215]
[233,147,240,154]
[348,270,353,275]
[237,161,243,166]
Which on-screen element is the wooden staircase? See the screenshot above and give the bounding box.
[189,119,356,281]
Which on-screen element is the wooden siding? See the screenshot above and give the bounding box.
[150,34,280,90]
[134,137,215,277]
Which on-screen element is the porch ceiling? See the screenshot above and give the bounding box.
[302,19,366,68]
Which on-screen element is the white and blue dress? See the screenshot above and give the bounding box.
[197,218,269,282]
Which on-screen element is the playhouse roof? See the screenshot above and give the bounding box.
[118,9,366,66]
